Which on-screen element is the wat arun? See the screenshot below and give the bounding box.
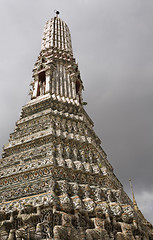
[0,12,152,240]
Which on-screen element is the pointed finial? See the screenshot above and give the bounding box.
[54,10,60,17]
[129,178,138,211]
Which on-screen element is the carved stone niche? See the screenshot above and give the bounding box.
[86,207,110,240]
[83,185,95,213]
[74,161,84,171]
[107,189,117,203]
[71,182,80,196]
[71,195,83,212]
[122,204,134,218]
[47,178,59,206]
[94,187,106,202]
[113,212,136,240]
[112,189,123,204]
[96,201,110,216]
[109,202,123,218]
[58,180,70,196]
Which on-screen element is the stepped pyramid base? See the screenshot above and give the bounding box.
[0,191,153,239]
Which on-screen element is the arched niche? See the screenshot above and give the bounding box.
[37,71,46,96]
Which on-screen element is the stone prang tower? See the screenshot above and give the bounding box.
[0,12,152,240]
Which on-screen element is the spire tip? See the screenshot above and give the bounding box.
[54,10,60,17]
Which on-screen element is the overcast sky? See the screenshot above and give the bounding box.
[0,0,153,223]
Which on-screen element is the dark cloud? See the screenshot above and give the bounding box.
[0,0,153,223]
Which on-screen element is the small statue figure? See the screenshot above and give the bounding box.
[35,220,51,240]
[133,217,148,240]
[65,146,71,159]
[113,189,122,204]
[48,179,59,207]
[72,196,83,214]
[72,122,78,132]
[95,188,106,202]
[79,149,86,162]
[113,213,137,240]
[109,203,122,223]
[73,148,78,161]
[0,210,14,240]
[47,143,56,163]
[83,185,95,212]
[16,202,41,240]
[86,207,110,240]
[73,183,80,196]
[84,185,91,199]
[53,199,80,240]
[39,80,46,96]
[67,121,72,133]
[35,222,44,240]
[74,208,87,240]
[56,144,63,159]
[107,190,116,203]
[88,150,93,164]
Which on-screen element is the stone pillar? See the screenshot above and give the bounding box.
[60,65,63,96]
[33,75,39,98]
[63,67,68,97]
[45,69,51,94]
[67,74,72,98]
[69,73,76,99]
[72,77,76,99]
[50,64,56,95]
[51,76,55,95]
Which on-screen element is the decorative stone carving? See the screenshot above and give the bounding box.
[83,185,95,212]
[0,210,14,240]
[96,201,110,215]
[88,150,93,164]
[48,178,58,206]
[122,204,134,218]
[84,185,91,199]
[71,196,83,211]
[94,188,106,202]
[79,149,86,162]
[74,161,84,171]
[65,159,75,169]
[53,203,80,240]
[109,202,122,218]
[59,180,69,195]
[113,213,137,240]
[65,146,71,159]
[72,183,80,196]
[113,189,122,204]
[73,147,78,161]
[86,207,110,240]
[16,202,41,240]
[107,190,116,203]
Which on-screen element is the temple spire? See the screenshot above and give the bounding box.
[129,178,139,211]
[0,13,152,239]
[31,14,83,105]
